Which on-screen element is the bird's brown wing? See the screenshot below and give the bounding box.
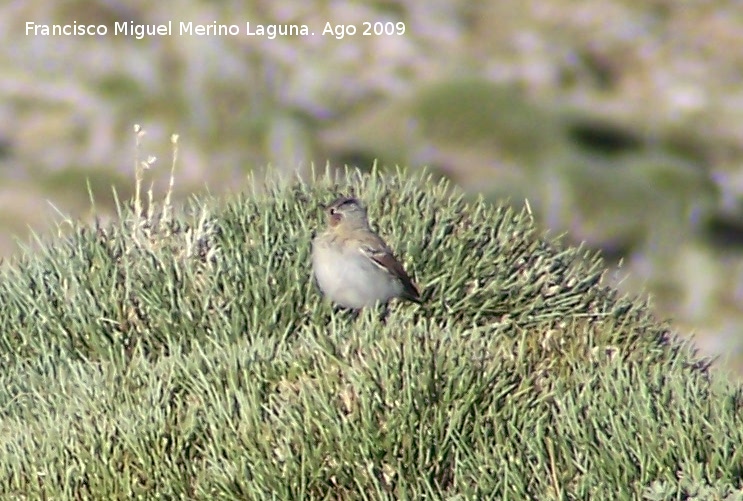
[362,243,422,303]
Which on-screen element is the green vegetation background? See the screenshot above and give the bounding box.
[3,2,743,372]
[0,168,741,499]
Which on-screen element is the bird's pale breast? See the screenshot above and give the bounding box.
[312,237,402,308]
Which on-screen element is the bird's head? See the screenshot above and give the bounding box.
[323,196,369,230]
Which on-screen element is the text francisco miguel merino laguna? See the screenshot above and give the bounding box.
[26,21,312,39]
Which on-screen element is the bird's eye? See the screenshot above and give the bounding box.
[329,208,336,215]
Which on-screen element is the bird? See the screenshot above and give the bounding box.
[312,196,422,310]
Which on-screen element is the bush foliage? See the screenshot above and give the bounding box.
[0,167,741,499]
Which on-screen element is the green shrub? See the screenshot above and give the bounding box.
[0,166,740,499]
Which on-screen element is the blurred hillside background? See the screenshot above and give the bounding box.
[1,1,742,372]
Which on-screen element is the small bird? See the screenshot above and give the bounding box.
[312,196,421,309]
